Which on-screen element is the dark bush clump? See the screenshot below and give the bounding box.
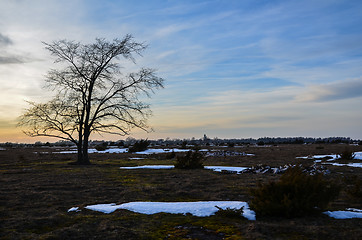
[128,139,150,153]
[95,142,108,151]
[165,151,176,159]
[174,150,204,169]
[214,206,245,219]
[181,141,188,149]
[338,148,355,160]
[249,166,340,218]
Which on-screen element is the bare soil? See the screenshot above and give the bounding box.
[0,144,361,239]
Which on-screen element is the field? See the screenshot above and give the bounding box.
[1,144,361,239]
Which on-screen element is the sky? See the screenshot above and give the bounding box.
[0,0,362,143]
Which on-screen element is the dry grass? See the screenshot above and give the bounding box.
[0,144,361,239]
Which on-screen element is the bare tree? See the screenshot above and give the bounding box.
[18,35,164,164]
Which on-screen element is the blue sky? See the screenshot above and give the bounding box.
[0,0,362,142]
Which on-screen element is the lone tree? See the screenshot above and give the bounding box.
[18,35,164,164]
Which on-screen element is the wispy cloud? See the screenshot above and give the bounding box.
[296,78,362,102]
[0,33,12,46]
[1,0,362,141]
[0,33,25,64]
[0,56,24,64]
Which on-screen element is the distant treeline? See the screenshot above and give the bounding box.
[1,136,361,148]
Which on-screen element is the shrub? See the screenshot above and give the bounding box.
[174,150,204,169]
[128,139,150,153]
[338,148,355,160]
[214,206,245,219]
[95,143,108,151]
[165,151,176,159]
[181,141,188,149]
[249,166,340,218]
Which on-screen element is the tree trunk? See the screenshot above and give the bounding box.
[80,133,90,165]
[77,143,83,163]
[75,140,90,165]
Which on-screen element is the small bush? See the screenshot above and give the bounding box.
[249,166,340,218]
[95,143,108,151]
[174,150,204,169]
[128,139,150,153]
[338,148,355,160]
[165,151,176,159]
[214,206,245,219]
[181,141,188,149]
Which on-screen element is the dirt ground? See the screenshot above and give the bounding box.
[0,144,361,239]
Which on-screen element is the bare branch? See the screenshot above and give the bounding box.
[19,35,164,164]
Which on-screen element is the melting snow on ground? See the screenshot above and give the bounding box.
[133,149,192,154]
[69,202,362,220]
[353,152,362,159]
[324,162,362,168]
[297,154,339,161]
[67,207,80,212]
[54,148,207,154]
[120,165,247,173]
[204,166,247,173]
[297,152,362,161]
[72,201,256,220]
[56,148,128,154]
[121,165,175,170]
[297,152,362,168]
[206,151,255,157]
[323,208,362,219]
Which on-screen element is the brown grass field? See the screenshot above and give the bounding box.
[0,144,361,239]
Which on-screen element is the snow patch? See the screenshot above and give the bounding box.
[54,148,207,154]
[204,166,247,174]
[206,151,255,157]
[120,165,248,174]
[134,149,208,154]
[67,207,80,212]
[323,162,362,168]
[354,152,362,159]
[84,201,256,220]
[297,152,362,168]
[120,165,174,170]
[58,148,128,154]
[296,154,338,161]
[297,152,362,161]
[323,209,362,219]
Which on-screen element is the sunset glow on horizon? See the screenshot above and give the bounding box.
[1,0,362,143]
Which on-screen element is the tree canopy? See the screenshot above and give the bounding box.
[18,35,164,164]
